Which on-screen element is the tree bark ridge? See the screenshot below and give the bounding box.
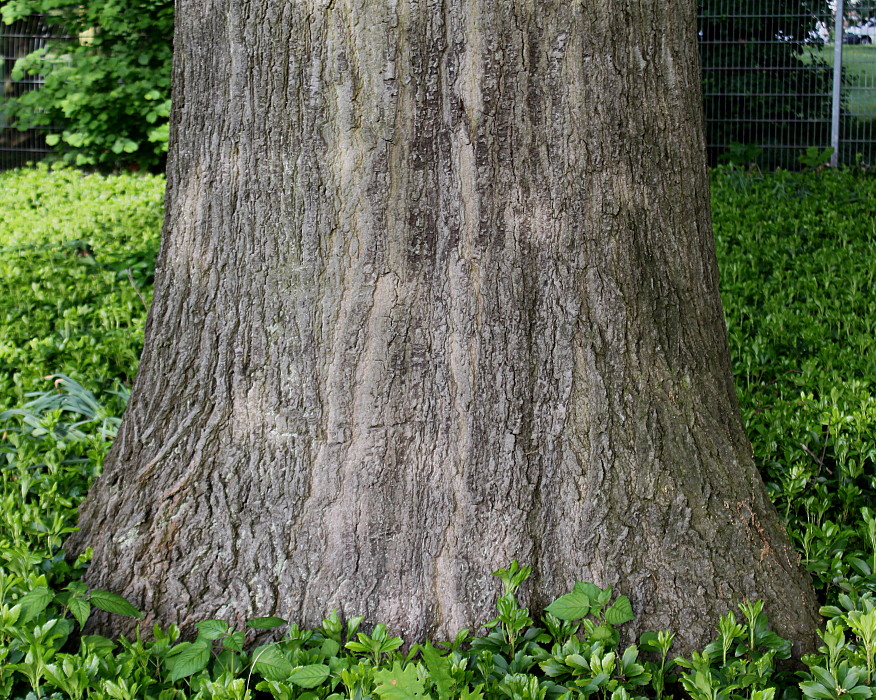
[70,0,820,652]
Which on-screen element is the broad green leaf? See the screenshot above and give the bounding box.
[68,597,91,629]
[223,630,245,651]
[638,632,660,652]
[320,638,341,658]
[253,645,294,681]
[89,590,143,618]
[288,664,330,688]
[546,591,591,620]
[373,662,426,700]
[248,616,287,629]
[17,586,53,623]
[800,682,836,700]
[848,557,872,576]
[810,667,838,690]
[605,595,634,626]
[421,642,454,698]
[592,623,620,647]
[574,582,603,601]
[167,641,211,681]
[196,618,230,640]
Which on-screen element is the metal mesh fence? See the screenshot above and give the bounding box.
[699,0,876,167]
[841,7,876,165]
[0,15,65,170]
[2,5,876,171]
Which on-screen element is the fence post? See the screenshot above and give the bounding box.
[831,0,845,167]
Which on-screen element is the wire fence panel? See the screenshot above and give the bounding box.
[2,5,876,171]
[699,1,835,168]
[841,12,876,165]
[699,0,876,167]
[0,14,64,170]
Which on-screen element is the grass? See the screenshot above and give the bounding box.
[0,164,874,698]
[812,45,876,116]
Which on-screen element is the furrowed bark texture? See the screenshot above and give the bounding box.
[71,0,820,652]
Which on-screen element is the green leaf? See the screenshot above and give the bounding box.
[574,582,603,600]
[45,134,60,146]
[167,640,211,681]
[248,616,287,629]
[373,662,426,700]
[460,686,485,700]
[68,597,90,629]
[288,664,330,688]
[255,680,295,700]
[253,645,294,681]
[89,590,143,618]
[17,586,54,623]
[223,630,245,651]
[604,595,634,626]
[810,667,838,690]
[196,619,230,640]
[800,682,836,700]
[591,623,620,647]
[546,591,591,620]
[421,642,454,698]
[320,638,341,658]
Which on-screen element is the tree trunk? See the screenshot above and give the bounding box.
[69,0,820,653]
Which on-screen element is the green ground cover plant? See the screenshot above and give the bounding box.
[0,164,874,698]
[0,164,163,409]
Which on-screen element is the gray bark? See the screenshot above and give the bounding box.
[70,0,820,653]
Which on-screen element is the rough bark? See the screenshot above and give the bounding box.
[69,0,820,653]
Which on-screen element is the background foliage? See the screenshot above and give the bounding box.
[0,0,172,170]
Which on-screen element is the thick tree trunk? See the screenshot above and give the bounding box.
[70,0,819,652]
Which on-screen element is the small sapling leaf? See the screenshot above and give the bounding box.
[460,686,486,700]
[574,581,603,601]
[248,616,287,629]
[223,630,245,651]
[373,662,427,699]
[288,663,331,688]
[17,586,54,623]
[195,618,230,640]
[167,640,211,681]
[421,642,454,698]
[320,638,341,658]
[68,597,91,629]
[89,590,143,618]
[605,595,635,626]
[255,680,295,700]
[253,644,294,681]
[546,591,591,620]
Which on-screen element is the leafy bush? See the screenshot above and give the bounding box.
[0,165,875,697]
[1,0,172,170]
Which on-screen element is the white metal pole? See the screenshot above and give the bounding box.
[831,0,845,166]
